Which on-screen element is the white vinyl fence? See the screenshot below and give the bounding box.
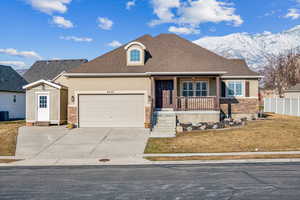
[264,97,300,117]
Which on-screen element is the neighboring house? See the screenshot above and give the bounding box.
[23,59,88,83]
[23,34,261,130]
[0,65,28,120]
[284,83,300,98]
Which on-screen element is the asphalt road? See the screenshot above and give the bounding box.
[1,163,300,200]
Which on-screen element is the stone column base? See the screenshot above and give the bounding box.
[68,106,77,125]
[26,122,34,126]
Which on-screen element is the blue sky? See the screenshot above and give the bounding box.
[1,0,300,69]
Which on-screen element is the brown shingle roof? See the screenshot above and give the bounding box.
[24,59,87,83]
[69,34,259,76]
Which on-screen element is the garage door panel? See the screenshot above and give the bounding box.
[79,94,144,127]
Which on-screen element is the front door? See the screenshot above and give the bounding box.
[37,94,49,121]
[155,80,174,109]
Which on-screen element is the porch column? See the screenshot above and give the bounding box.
[173,76,178,110]
[151,76,155,109]
[216,76,221,110]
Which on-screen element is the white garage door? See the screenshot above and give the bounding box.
[79,94,145,127]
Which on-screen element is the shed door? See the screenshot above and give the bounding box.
[37,95,50,121]
[78,94,145,127]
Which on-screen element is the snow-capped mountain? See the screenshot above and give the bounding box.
[194,25,300,70]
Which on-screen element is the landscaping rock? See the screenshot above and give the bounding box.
[212,123,219,129]
[186,126,193,132]
[200,125,207,130]
[176,126,183,133]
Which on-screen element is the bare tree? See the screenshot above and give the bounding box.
[260,49,300,97]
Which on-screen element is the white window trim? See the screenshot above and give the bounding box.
[225,80,245,97]
[181,81,209,97]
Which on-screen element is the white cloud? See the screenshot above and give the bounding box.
[285,9,300,20]
[150,0,180,26]
[108,40,122,48]
[126,1,136,10]
[0,48,41,59]
[98,17,113,30]
[26,0,72,15]
[60,36,93,42]
[168,26,200,35]
[150,0,243,30]
[179,0,243,26]
[0,61,27,68]
[52,16,74,28]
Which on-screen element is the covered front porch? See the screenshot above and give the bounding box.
[151,75,221,112]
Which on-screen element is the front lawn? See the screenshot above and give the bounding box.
[0,121,25,156]
[145,114,300,154]
[145,154,300,161]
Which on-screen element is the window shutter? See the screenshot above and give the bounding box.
[245,81,250,97]
[221,81,226,97]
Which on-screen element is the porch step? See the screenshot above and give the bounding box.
[35,121,50,126]
[151,111,176,138]
[151,128,176,133]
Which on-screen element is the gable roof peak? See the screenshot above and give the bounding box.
[0,64,12,69]
[0,65,28,92]
[68,33,259,77]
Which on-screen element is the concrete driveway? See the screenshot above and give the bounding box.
[16,127,149,159]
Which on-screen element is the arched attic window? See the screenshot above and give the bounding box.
[124,41,146,66]
[130,49,141,62]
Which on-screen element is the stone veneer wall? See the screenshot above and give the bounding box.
[220,98,259,119]
[68,106,77,125]
[144,106,152,128]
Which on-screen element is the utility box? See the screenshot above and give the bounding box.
[0,111,9,121]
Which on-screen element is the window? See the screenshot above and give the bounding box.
[130,49,141,62]
[182,82,194,97]
[39,96,48,108]
[196,82,208,97]
[227,81,243,97]
[182,81,208,97]
[13,95,16,103]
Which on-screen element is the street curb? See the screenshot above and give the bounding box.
[1,158,300,167]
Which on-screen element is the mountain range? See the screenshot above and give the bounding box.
[194,25,300,70]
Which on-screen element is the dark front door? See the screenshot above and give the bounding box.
[155,80,174,109]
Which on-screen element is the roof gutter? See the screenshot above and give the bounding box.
[64,71,228,77]
[285,90,300,92]
[221,75,264,79]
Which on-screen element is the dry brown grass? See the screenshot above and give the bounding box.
[0,121,25,156]
[0,159,20,163]
[145,114,300,154]
[145,154,300,161]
